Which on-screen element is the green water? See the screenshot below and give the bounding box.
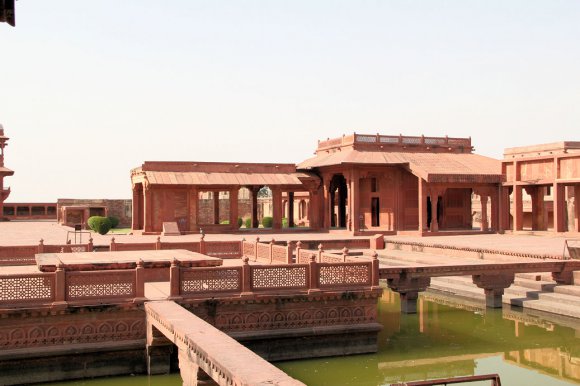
[48,289,580,385]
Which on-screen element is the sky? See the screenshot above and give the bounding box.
[0,0,579,202]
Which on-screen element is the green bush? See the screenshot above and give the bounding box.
[87,216,112,235]
[245,218,252,228]
[220,220,230,225]
[282,217,289,228]
[108,216,119,228]
[237,217,243,228]
[262,216,273,228]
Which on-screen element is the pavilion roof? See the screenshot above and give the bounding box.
[0,166,14,175]
[137,170,317,187]
[298,150,503,183]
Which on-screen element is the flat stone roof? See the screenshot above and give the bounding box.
[504,141,580,159]
[36,249,223,272]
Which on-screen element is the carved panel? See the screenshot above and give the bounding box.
[271,245,287,263]
[181,267,241,295]
[256,243,270,261]
[66,271,135,300]
[204,241,242,258]
[242,241,255,258]
[251,266,308,290]
[0,274,54,304]
[319,264,371,287]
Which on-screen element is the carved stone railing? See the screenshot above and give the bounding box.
[316,133,472,152]
[0,272,55,306]
[0,264,145,309]
[243,237,292,264]
[0,238,245,265]
[170,257,379,299]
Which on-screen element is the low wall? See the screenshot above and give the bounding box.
[384,239,563,260]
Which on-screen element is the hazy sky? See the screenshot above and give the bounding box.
[1,1,579,201]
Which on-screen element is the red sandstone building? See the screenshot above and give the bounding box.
[131,134,515,235]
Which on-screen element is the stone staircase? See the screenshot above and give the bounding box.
[377,252,580,319]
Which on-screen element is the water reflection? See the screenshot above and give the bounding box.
[278,288,580,385]
[50,288,580,386]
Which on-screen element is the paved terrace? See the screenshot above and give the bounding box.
[0,221,578,258]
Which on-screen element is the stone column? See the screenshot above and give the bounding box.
[490,186,499,231]
[386,276,431,314]
[251,186,259,228]
[554,182,566,232]
[229,188,239,230]
[513,185,523,231]
[575,186,580,232]
[350,170,360,234]
[288,192,295,228]
[272,187,282,229]
[322,177,331,229]
[429,191,439,232]
[131,185,140,230]
[418,178,427,233]
[189,187,198,232]
[213,191,220,224]
[143,185,153,233]
[472,273,515,308]
[480,195,488,231]
[308,189,320,230]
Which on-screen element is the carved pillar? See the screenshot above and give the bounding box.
[251,186,259,228]
[480,195,488,231]
[131,184,139,230]
[189,187,198,232]
[554,182,566,232]
[472,273,515,308]
[272,187,282,229]
[386,276,431,314]
[513,185,523,231]
[308,189,320,230]
[213,191,220,224]
[229,188,239,230]
[143,184,153,233]
[288,192,294,228]
[350,170,360,234]
[575,186,580,232]
[322,176,331,229]
[418,178,427,233]
[429,189,439,232]
[490,186,500,231]
[178,348,199,386]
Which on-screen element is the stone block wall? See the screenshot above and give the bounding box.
[57,199,132,227]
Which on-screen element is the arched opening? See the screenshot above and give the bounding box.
[329,174,348,228]
[258,186,272,228]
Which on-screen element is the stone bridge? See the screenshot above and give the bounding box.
[380,260,580,313]
[145,300,304,386]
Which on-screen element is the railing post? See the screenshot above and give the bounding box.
[241,257,252,297]
[53,262,67,309]
[87,237,94,252]
[135,259,146,303]
[200,234,206,255]
[254,237,259,262]
[296,241,302,263]
[342,247,349,262]
[286,241,294,264]
[371,251,380,288]
[169,258,181,300]
[318,243,324,263]
[156,236,162,250]
[110,237,117,252]
[38,239,44,254]
[308,254,320,293]
[269,238,275,264]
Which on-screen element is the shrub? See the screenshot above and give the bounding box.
[282,217,288,228]
[237,217,243,228]
[245,218,252,228]
[262,216,273,228]
[220,220,230,225]
[87,216,112,235]
[108,216,119,229]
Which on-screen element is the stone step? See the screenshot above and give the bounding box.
[504,287,580,308]
[552,284,580,297]
[515,272,553,282]
[512,277,557,292]
[504,297,580,319]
